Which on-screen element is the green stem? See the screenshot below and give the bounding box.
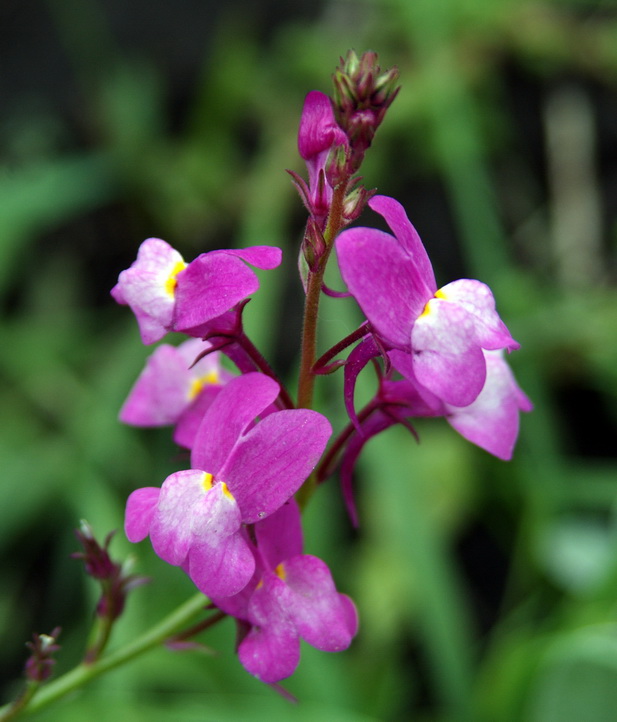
[0,593,210,719]
[0,683,39,722]
[83,613,115,664]
[295,181,350,511]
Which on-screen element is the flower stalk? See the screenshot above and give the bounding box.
[297,179,349,411]
[0,594,210,720]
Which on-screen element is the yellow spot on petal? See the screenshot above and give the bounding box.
[164,260,187,297]
[201,473,235,502]
[419,298,434,318]
[219,481,235,502]
[188,371,220,401]
[419,288,447,318]
[274,563,286,581]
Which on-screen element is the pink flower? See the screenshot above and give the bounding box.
[119,338,234,449]
[125,374,331,598]
[112,239,282,344]
[213,501,358,683]
[336,195,519,407]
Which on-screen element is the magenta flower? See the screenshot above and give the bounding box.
[119,338,234,449]
[112,239,282,344]
[336,196,519,407]
[124,373,331,599]
[214,500,358,683]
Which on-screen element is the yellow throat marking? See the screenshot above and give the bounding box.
[165,260,187,297]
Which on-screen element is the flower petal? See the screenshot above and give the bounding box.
[277,555,358,651]
[368,195,436,293]
[387,350,447,416]
[119,340,206,426]
[210,554,261,621]
[125,487,160,542]
[190,373,281,474]
[112,238,185,344]
[172,386,221,450]
[439,279,519,351]
[148,470,242,570]
[219,246,283,270]
[173,253,260,334]
[221,408,332,523]
[254,500,304,569]
[446,350,532,460]
[337,228,427,348]
[239,576,300,683]
[411,298,487,406]
[298,90,347,160]
[185,521,255,598]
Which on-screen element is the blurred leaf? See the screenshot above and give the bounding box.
[0,155,115,293]
[528,628,617,722]
[536,517,616,594]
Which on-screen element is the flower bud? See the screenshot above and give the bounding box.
[343,183,375,223]
[24,628,61,682]
[302,218,327,272]
[332,50,400,172]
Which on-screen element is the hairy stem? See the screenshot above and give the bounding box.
[297,181,349,410]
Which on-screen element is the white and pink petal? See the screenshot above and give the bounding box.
[184,524,255,598]
[411,299,487,407]
[125,487,160,542]
[277,555,358,651]
[446,350,532,460]
[438,279,519,351]
[112,238,186,344]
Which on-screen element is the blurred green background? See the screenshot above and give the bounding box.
[1,0,617,720]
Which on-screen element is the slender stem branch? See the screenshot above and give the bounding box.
[0,684,38,722]
[313,323,369,374]
[168,610,227,643]
[316,400,379,482]
[236,333,295,409]
[0,593,211,719]
[83,613,114,664]
[297,271,324,410]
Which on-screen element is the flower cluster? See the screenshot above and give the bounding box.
[112,50,530,686]
[114,231,355,681]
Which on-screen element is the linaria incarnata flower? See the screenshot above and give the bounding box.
[336,195,519,407]
[111,239,282,344]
